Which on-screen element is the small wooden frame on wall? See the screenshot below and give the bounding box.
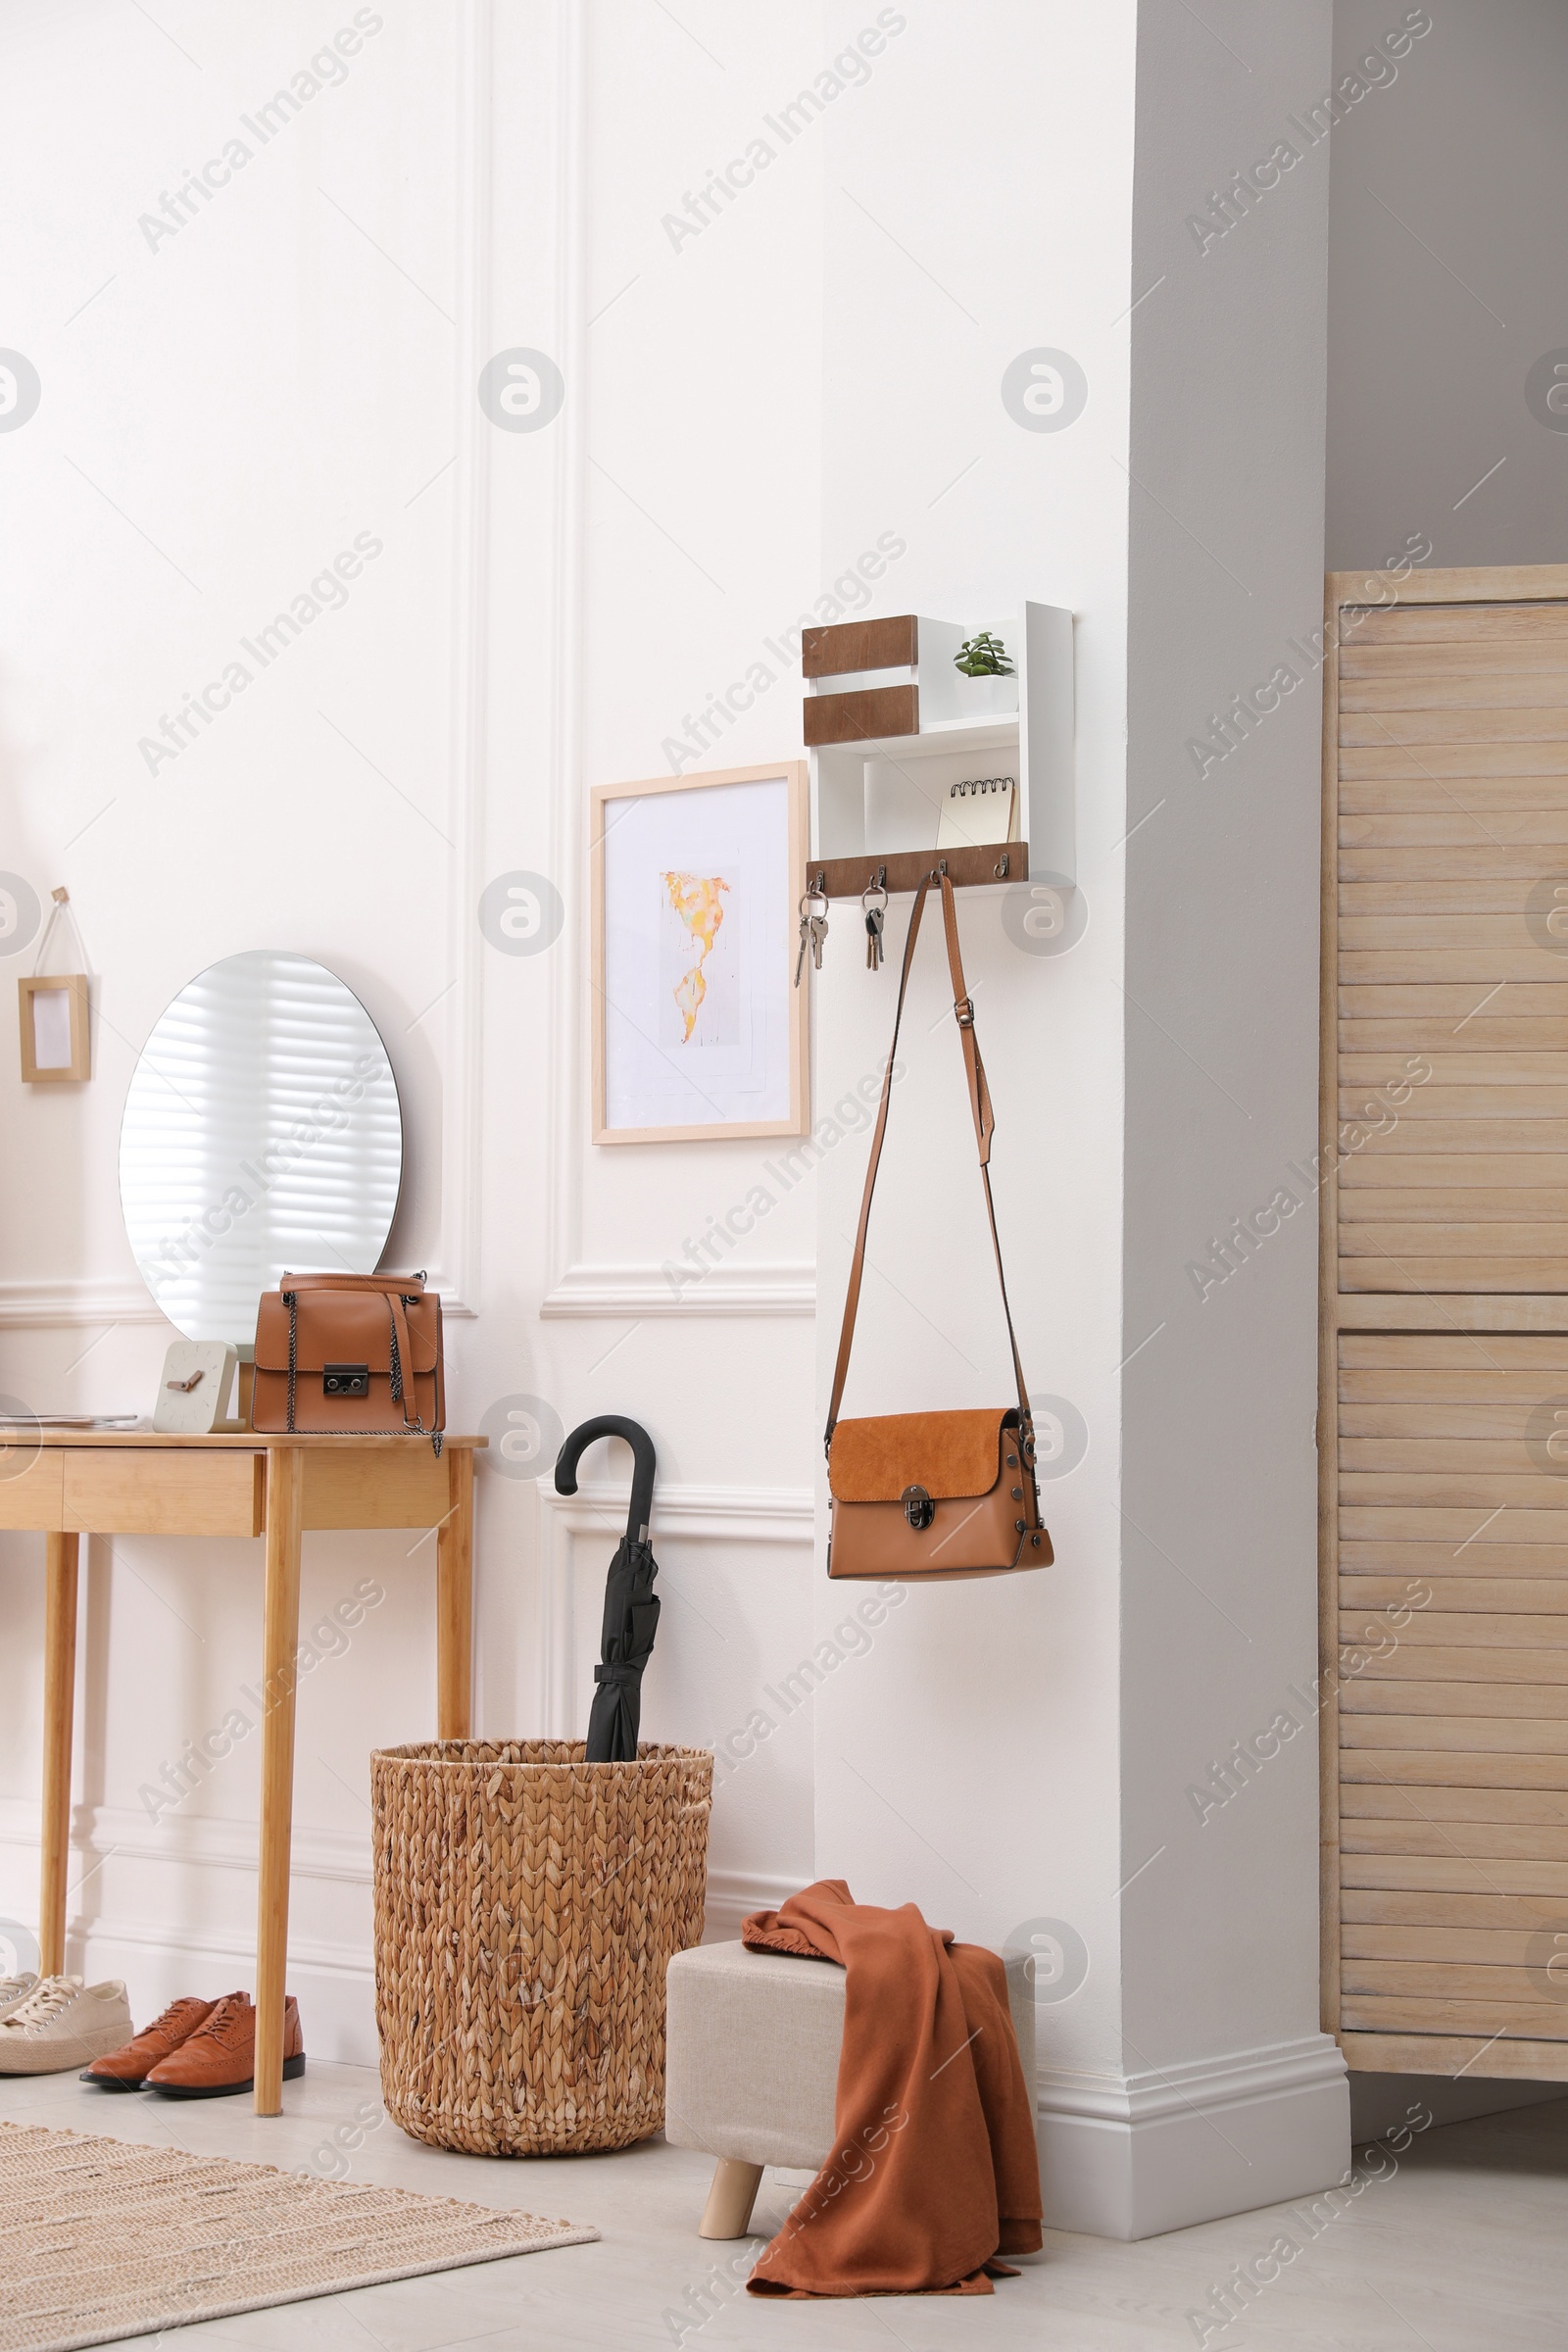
[18,973,90,1083]
[590,761,808,1144]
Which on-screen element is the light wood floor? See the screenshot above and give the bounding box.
[2,2061,1565,2348]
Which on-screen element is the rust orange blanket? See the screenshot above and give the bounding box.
[741,1878,1043,2297]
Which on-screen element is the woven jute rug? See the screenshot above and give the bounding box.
[0,2120,599,2352]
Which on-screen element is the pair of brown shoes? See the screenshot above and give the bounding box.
[80,1991,305,2098]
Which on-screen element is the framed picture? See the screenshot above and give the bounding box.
[18,973,91,1082]
[590,761,808,1144]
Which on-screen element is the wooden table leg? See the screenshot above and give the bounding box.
[436,1446,473,1740]
[39,1533,79,1979]
[255,1447,304,2117]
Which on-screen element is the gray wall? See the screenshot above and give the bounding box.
[1328,0,1568,570]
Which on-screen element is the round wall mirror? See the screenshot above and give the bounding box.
[120,951,404,1342]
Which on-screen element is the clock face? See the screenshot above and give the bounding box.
[153,1343,237,1434]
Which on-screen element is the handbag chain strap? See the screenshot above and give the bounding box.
[824,869,1032,1461]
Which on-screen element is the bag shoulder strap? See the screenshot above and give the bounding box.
[824,869,1031,1455]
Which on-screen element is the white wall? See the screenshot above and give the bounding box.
[0,0,832,2056]
[1118,0,1348,2231]
[0,0,472,2045]
[809,0,1350,2236]
[808,0,1135,2082]
[1327,0,1568,570]
[0,0,1353,2237]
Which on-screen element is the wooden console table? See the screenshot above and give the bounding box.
[0,1431,484,2114]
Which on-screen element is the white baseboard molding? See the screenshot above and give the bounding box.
[73,1916,383,2070]
[71,1870,799,2071]
[541,1260,815,1317]
[701,1868,801,1945]
[1037,2034,1350,2239]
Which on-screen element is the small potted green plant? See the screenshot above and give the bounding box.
[955,631,1014,678]
[949,629,1018,719]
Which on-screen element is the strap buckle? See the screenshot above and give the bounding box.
[955,997,975,1028]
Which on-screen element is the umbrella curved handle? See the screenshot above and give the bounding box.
[554,1415,658,1545]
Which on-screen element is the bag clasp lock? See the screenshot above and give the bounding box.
[323,1363,370,1399]
[901,1484,935,1532]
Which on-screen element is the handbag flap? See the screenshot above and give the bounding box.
[827,1407,1013,1502]
[254,1290,439,1376]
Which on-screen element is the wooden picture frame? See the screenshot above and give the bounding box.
[590,761,808,1145]
[18,973,90,1083]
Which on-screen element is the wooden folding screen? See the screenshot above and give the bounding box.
[1322,564,1568,2082]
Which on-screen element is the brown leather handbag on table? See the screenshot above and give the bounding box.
[826,871,1051,1581]
[252,1271,445,1452]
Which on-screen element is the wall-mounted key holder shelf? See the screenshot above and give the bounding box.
[807,845,1021,901]
[804,602,1073,897]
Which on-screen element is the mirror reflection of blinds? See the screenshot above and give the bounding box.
[120,952,403,1343]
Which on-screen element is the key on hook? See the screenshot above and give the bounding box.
[861,876,888,971]
[795,885,830,985]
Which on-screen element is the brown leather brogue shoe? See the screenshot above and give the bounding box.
[80,1993,216,2089]
[145,1990,305,2099]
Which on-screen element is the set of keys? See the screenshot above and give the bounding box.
[794,885,829,986]
[861,877,888,971]
[795,877,892,982]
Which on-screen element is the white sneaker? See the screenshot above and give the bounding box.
[0,1973,39,2018]
[0,1976,133,2074]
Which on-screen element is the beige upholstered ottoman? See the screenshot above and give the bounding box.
[664,1938,1036,2237]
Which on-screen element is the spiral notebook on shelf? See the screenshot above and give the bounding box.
[934,773,1019,851]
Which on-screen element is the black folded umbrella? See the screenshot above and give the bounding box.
[554,1415,661,1764]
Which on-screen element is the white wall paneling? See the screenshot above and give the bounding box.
[2,0,1374,2231]
[535,1478,817,1921]
[0,1281,169,1332]
[0,0,490,2054]
[539,1259,814,1318]
[0,0,832,2062]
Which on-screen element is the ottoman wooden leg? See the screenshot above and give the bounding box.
[700,2158,763,2239]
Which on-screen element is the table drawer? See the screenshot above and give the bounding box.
[302,1446,451,1529]
[64,1448,264,1537]
[0,1447,65,1530]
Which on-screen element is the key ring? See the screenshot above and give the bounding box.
[801,882,829,922]
[859,877,888,921]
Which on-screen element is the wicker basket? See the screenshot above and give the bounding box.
[370,1739,712,2156]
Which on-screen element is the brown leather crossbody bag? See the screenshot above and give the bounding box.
[252,1270,445,1451]
[826,871,1051,1581]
